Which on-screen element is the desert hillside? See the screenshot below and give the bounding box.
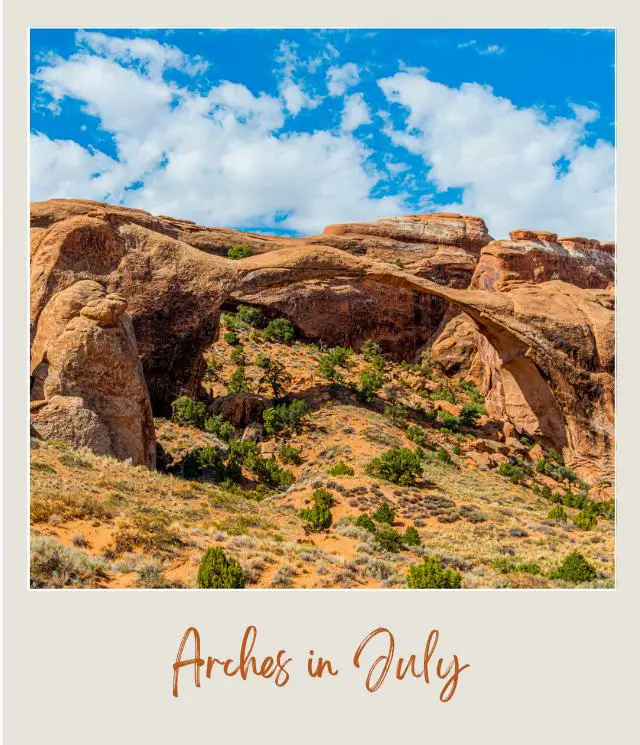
[29,200,615,589]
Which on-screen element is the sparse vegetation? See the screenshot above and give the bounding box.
[547,505,568,521]
[373,527,404,553]
[227,244,253,260]
[236,304,264,327]
[355,513,376,532]
[367,448,423,486]
[406,558,462,589]
[263,399,309,435]
[171,396,208,429]
[263,318,295,343]
[372,501,396,525]
[329,461,354,477]
[550,551,597,584]
[403,525,421,547]
[278,444,302,465]
[30,534,106,588]
[357,368,384,403]
[197,547,245,588]
[300,488,333,532]
[257,354,292,400]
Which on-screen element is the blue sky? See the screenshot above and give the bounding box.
[30,29,615,239]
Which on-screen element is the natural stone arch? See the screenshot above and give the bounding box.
[30,206,613,478]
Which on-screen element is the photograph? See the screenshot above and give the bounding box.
[28,27,615,590]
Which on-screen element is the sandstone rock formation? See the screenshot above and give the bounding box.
[30,200,615,482]
[30,280,155,466]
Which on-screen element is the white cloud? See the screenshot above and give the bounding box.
[326,62,360,96]
[31,37,404,233]
[76,31,208,77]
[480,44,505,55]
[275,41,321,115]
[458,40,505,56]
[30,132,124,200]
[378,72,614,238]
[341,93,371,131]
[30,34,614,240]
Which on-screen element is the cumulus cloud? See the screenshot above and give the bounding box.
[326,62,360,96]
[341,93,371,131]
[30,33,614,239]
[378,72,614,238]
[31,34,404,233]
[275,41,322,115]
[75,31,209,77]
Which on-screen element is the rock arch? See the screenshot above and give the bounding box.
[30,203,614,479]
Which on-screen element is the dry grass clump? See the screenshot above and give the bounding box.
[30,533,107,588]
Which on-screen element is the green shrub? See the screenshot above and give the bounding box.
[357,368,384,403]
[300,488,333,531]
[458,379,484,404]
[383,404,409,426]
[263,318,295,343]
[319,355,339,381]
[452,444,462,456]
[598,499,615,522]
[361,340,382,361]
[547,505,568,521]
[550,550,597,584]
[223,330,239,346]
[373,527,404,553]
[562,490,589,510]
[437,410,460,431]
[257,355,291,400]
[491,558,541,575]
[227,365,251,395]
[250,456,294,490]
[355,514,376,532]
[406,558,461,589]
[407,425,426,446]
[573,509,597,530]
[366,448,423,486]
[437,447,453,465]
[230,346,247,366]
[312,487,333,507]
[197,547,245,588]
[204,415,236,442]
[403,526,421,547]
[225,440,294,490]
[329,461,354,477]
[430,388,456,403]
[222,312,238,330]
[327,346,352,367]
[236,304,264,327]
[227,244,253,260]
[421,407,437,423]
[171,396,208,429]
[278,444,302,465]
[497,462,529,485]
[371,355,386,372]
[372,501,396,525]
[179,446,227,481]
[536,458,578,483]
[263,399,309,435]
[459,402,486,427]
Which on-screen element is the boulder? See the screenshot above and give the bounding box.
[210,394,268,427]
[30,280,155,466]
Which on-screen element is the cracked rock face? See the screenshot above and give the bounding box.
[30,280,155,467]
[30,200,614,481]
